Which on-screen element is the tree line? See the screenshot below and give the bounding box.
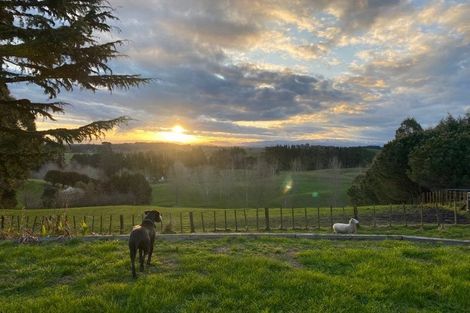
[264,145,379,171]
[67,144,378,181]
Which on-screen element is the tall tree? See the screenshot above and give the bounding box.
[0,0,148,207]
[348,115,470,205]
[395,117,423,139]
[408,115,470,189]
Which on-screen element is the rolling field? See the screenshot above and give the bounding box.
[15,168,364,209]
[0,237,469,312]
[151,168,362,208]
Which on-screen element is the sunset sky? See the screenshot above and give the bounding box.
[12,0,470,146]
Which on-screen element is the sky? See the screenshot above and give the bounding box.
[12,0,470,146]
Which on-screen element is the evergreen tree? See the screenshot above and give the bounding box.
[0,0,148,207]
[348,114,470,204]
[408,115,470,189]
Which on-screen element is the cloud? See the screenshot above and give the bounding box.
[7,0,470,145]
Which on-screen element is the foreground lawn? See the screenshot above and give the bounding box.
[0,238,469,312]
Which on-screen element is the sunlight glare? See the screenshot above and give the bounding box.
[155,124,196,143]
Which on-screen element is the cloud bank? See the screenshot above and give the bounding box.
[11,0,470,145]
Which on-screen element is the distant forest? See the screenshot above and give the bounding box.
[68,143,379,179]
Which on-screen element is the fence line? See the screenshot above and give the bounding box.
[1,203,469,237]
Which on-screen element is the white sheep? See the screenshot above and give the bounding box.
[332,218,359,234]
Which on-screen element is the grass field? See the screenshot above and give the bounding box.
[0,237,469,312]
[151,168,363,208]
[15,168,364,209]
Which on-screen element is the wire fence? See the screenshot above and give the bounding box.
[1,202,469,237]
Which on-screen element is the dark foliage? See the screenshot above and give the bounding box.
[0,0,147,208]
[349,115,470,205]
[44,170,93,186]
[264,145,379,171]
[103,173,152,205]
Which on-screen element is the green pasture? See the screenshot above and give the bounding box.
[15,168,364,209]
[0,237,469,312]
[151,168,362,208]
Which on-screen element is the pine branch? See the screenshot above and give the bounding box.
[1,99,66,120]
[0,116,131,145]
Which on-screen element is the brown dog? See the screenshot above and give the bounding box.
[129,210,162,278]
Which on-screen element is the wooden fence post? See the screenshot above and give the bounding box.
[213,211,217,232]
[264,208,270,231]
[189,212,195,233]
[403,204,407,227]
[453,194,458,225]
[180,212,183,233]
[32,216,37,233]
[256,208,259,231]
[0,215,3,230]
[132,214,135,227]
[304,208,308,230]
[201,212,205,232]
[373,205,376,228]
[291,207,295,230]
[91,216,95,233]
[280,207,284,230]
[26,216,29,229]
[420,204,424,228]
[244,209,248,231]
[119,215,124,234]
[100,215,103,234]
[329,205,333,229]
[224,210,228,231]
[109,215,113,234]
[234,210,238,232]
[16,215,20,231]
[317,207,320,229]
[73,215,76,231]
[388,205,392,227]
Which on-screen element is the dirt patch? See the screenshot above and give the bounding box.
[56,275,74,285]
[214,246,231,254]
[270,249,303,269]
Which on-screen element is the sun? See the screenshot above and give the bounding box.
[172,125,185,133]
[155,124,196,143]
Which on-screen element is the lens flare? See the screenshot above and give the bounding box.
[282,176,293,194]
